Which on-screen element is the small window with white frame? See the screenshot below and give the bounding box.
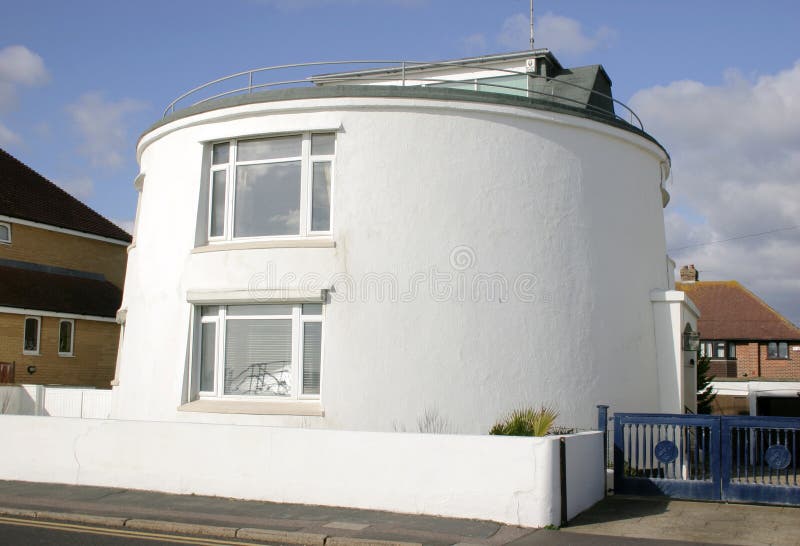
[207,132,334,242]
[194,303,323,399]
[0,221,10,244]
[23,316,40,355]
[58,319,75,356]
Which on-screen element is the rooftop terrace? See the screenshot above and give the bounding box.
[161,50,645,132]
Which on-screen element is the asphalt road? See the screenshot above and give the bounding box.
[0,517,270,546]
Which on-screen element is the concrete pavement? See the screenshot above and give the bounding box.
[564,495,799,546]
[0,480,796,545]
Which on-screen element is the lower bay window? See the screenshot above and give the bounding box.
[194,303,322,400]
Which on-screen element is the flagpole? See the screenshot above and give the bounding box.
[530,0,535,50]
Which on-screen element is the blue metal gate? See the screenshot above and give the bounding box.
[614,413,800,505]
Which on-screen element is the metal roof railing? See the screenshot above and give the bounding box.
[162,60,643,131]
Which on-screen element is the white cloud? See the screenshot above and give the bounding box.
[0,121,21,146]
[66,92,147,169]
[0,45,49,144]
[631,61,800,323]
[0,45,49,87]
[111,218,135,235]
[0,45,49,112]
[497,12,616,56]
[56,176,94,200]
[462,33,488,56]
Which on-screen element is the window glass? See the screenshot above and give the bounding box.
[24,318,39,352]
[200,322,216,392]
[477,74,529,97]
[311,133,335,156]
[212,142,229,165]
[768,342,778,358]
[727,342,736,359]
[311,161,332,232]
[302,322,322,395]
[195,304,324,400]
[237,135,301,162]
[779,342,788,359]
[224,319,292,396]
[0,223,9,242]
[58,321,73,354]
[302,303,322,315]
[234,162,301,237]
[206,134,334,243]
[715,341,725,359]
[209,170,227,237]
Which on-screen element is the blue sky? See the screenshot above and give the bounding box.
[1,0,799,322]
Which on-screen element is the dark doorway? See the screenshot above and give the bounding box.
[756,396,800,417]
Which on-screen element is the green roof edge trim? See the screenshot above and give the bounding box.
[142,85,668,159]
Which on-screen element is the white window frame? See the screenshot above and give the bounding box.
[23,316,41,355]
[193,303,323,401]
[207,132,334,243]
[0,221,10,244]
[58,319,75,357]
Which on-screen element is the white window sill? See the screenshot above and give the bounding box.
[22,351,39,356]
[192,237,335,253]
[178,399,324,416]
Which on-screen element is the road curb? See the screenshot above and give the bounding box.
[237,527,327,545]
[0,506,424,546]
[36,510,129,528]
[125,518,238,538]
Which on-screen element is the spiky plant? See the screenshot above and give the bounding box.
[490,406,559,437]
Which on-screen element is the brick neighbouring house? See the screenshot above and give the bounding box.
[677,264,800,417]
[0,148,131,388]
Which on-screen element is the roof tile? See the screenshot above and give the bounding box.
[676,281,800,341]
[0,148,132,242]
[0,264,122,318]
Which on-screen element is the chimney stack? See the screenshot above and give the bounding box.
[680,264,698,282]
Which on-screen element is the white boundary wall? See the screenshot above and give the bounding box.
[0,416,602,527]
[0,386,112,418]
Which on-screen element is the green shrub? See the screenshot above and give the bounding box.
[490,406,559,436]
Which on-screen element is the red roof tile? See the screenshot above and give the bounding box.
[0,148,132,242]
[676,281,800,341]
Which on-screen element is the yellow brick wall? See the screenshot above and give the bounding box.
[0,313,119,388]
[0,222,128,289]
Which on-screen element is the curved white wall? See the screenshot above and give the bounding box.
[115,95,671,433]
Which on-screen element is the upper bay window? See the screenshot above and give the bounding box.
[208,133,334,241]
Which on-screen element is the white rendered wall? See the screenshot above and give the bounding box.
[117,95,672,432]
[650,290,700,414]
[0,415,603,528]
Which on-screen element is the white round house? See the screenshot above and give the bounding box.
[112,50,698,433]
